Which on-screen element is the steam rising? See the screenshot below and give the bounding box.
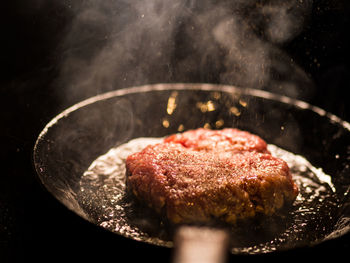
[58,0,314,105]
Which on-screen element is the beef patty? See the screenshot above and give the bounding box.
[126,128,298,224]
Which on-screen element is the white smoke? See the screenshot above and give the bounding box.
[57,0,314,105]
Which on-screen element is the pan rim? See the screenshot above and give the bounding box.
[33,83,350,253]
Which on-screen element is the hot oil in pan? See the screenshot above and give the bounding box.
[79,138,172,246]
[77,138,339,254]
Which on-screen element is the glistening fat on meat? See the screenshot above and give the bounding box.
[126,128,298,224]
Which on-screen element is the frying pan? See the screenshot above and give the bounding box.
[33,83,350,256]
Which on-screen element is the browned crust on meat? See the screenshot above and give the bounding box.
[126,129,298,224]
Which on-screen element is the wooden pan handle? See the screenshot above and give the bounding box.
[172,226,230,263]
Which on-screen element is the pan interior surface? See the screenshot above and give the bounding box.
[79,137,340,254]
[33,84,350,254]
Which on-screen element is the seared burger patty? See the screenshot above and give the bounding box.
[126,128,298,224]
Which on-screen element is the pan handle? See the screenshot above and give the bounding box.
[172,226,230,263]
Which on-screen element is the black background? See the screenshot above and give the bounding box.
[1,0,350,262]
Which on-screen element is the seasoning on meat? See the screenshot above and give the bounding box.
[126,128,298,224]
[164,128,269,154]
